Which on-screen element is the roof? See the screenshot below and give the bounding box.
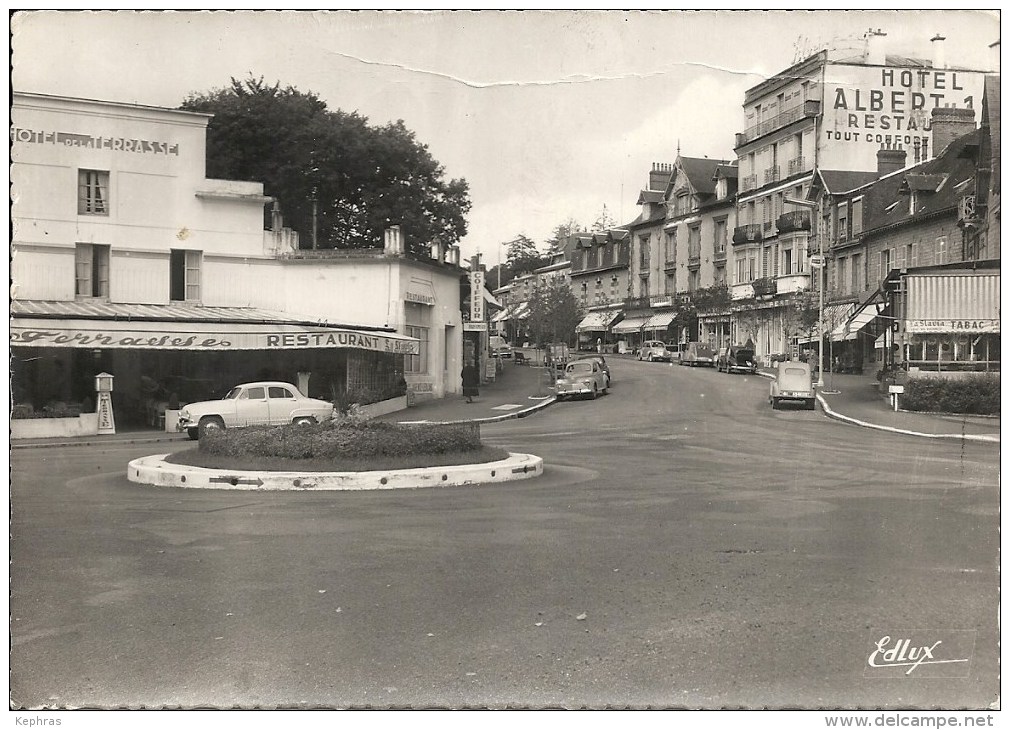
[627,207,668,229]
[860,129,979,234]
[679,156,732,196]
[817,170,880,195]
[713,163,739,180]
[637,190,665,205]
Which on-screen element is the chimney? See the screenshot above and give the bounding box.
[429,241,444,262]
[930,34,946,70]
[930,106,976,158]
[447,245,460,266]
[649,162,673,191]
[877,143,907,177]
[865,28,887,65]
[383,225,403,255]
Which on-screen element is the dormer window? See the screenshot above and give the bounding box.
[716,177,727,199]
[909,191,917,216]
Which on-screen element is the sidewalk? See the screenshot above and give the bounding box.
[759,369,1001,443]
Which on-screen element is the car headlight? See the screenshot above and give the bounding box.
[179,408,190,420]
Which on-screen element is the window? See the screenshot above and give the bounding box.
[268,386,295,399]
[836,202,848,242]
[639,235,651,268]
[714,220,727,255]
[666,273,676,294]
[170,249,202,302]
[75,243,110,298]
[851,252,861,291]
[78,170,109,215]
[837,257,847,293]
[783,248,793,276]
[736,258,747,284]
[851,198,863,236]
[665,230,677,262]
[404,325,429,374]
[612,242,619,265]
[688,225,701,259]
[244,387,266,400]
[879,248,891,278]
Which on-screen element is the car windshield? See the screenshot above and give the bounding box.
[567,363,592,374]
[784,368,808,376]
[223,387,241,399]
[735,350,754,359]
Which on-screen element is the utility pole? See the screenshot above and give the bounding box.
[785,197,823,387]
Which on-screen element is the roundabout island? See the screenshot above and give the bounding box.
[127,451,544,491]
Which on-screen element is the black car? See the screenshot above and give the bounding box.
[717,346,758,374]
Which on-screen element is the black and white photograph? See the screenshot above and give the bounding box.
[8,9,1002,720]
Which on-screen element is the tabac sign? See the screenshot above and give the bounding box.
[905,319,999,334]
[11,325,419,354]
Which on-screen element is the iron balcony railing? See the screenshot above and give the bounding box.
[776,210,811,233]
[737,100,821,146]
[732,223,763,245]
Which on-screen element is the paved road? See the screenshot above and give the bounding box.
[10,358,999,709]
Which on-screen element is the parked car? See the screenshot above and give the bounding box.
[177,381,335,440]
[769,361,816,410]
[717,345,758,374]
[489,335,513,359]
[638,340,672,362]
[572,354,611,386]
[555,360,609,400]
[680,342,717,367]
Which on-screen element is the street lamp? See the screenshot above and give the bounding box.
[784,197,824,388]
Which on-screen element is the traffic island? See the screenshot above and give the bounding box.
[127,452,544,491]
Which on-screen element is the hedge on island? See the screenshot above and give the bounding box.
[198,414,484,461]
[900,373,1000,416]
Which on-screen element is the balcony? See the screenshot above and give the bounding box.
[776,210,811,234]
[730,282,754,301]
[732,224,763,245]
[763,166,781,185]
[687,254,701,270]
[775,272,811,294]
[712,246,727,262]
[663,259,678,272]
[741,174,758,192]
[752,276,776,298]
[787,156,808,176]
[736,99,821,147]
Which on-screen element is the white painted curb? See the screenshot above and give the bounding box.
[128,452,544,491]
[815,394,1000,443]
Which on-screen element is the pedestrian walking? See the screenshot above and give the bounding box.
[462,364,479,403]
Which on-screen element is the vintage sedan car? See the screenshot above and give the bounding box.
[769,361,816,410]
[717,345,758,374]
[178,381,335,439]
[572,354,611,386]
[555,360,609,400]
[638,340,672,362]
[681,342,717,367]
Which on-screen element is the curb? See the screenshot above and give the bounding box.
[815,393,1000,443]
[397,394,558,426]
[12,434,190,450]
[128,452,544,491]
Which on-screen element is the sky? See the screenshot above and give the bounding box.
[10,10,999,264]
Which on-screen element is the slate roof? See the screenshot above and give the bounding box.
[817,170,880,195]
[637,190,665,205]
[679,156,732,196]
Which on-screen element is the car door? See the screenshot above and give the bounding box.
[267,385,298,424]
[234,385,270,426]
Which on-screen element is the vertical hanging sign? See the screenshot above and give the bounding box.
[470,269,485,322]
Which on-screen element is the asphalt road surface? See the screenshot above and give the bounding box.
[10,359,1000,709]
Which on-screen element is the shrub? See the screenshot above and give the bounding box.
[901,374,1001,416]
[11,403,82,419]
[199,420,484,460]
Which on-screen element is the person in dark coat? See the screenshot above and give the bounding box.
[461,364,480,403]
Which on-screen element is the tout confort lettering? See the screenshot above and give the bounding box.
[11,128,180,155]
[828,69,974,143]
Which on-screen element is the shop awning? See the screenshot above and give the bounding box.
[644,311,676,331]
[511,302,530,320]
[612,316,651,334]
[490,306,513,324]
[11,300,420,354]
[831,302,883,341]
[874,332,888,349]
[904,271,1000,333]
[576,310,622,332]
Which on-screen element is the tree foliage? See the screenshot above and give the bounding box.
[525,284,583,347]
[505,234,547,274]
[180,76,471,255]
[668,283,731,342]
[545,218,582,256]
[590,205,617,233]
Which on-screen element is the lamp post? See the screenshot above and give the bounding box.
[784,197,824,388]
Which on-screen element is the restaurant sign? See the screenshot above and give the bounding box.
[905,319,999,334]
[11,325,419,354]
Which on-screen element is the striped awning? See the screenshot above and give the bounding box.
[904,272,1000,333]
[644,311,676,331]
[831,302,883,342]
[576,310,622,332]
[612,316,651,334]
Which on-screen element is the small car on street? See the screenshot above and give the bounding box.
[680,342,717,367]
[638,340,672,362]
[177,381,335,439]
[555,359,609,400]
[769,361,816,410]
[717,345,758,374]
[489,335,513,359]
[572,354,611,387]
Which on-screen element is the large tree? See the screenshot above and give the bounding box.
[545,218,582,256]
[505,234,548,274]
[180,77,471,255]
[525,284,583,348]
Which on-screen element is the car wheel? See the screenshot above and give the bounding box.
[603,384,609,395]
[591,385,598,400]
[649,355,655,362]
[198,416,225,439]
[186,427,199,441]
[771,398,779,410]
[292,416,317,426]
